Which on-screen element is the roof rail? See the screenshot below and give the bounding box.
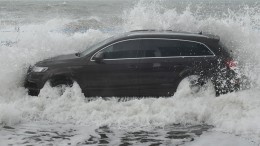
[131,29,179,32]
[130,29,156,32]
[130,29,193,33]
[129,30,220,41]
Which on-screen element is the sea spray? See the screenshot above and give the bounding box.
[0,0,260,144]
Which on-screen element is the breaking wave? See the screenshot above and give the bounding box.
[1,0,260,143]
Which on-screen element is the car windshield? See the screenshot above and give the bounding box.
[81,36,115,56]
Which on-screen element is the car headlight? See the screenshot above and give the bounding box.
[32,66,48,72]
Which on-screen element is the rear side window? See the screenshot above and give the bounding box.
[102,40,140,59]
[141,39,214,57]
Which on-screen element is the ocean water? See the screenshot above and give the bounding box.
[0,0,260,145]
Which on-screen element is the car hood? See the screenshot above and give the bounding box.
[35,53,80,67]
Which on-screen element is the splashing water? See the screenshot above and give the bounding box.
[0,0,260,145]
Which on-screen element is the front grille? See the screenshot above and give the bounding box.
[24,80,38,89]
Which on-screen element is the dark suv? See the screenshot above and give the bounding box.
[24,30,241,97]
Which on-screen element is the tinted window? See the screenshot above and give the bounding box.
[102,40,140,59]
[142,39,213,57]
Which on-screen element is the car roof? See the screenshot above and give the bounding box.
[113,30,220,43]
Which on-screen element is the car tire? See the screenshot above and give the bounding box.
[34,77,74,97]
[49,78,74,96]
[28,89,40,96]
[175,75,216,97]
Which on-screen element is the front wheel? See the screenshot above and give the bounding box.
[28,89,40,96]
[36,77,75,97]
[175,75,216,97]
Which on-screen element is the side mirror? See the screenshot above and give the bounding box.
[93,52,104,63]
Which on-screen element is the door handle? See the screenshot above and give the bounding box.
[128,65,138,70]
[174,64,183,68]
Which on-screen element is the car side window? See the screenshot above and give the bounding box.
[180,41,213,56]
[102,40,140,59]
[142,39,213,57]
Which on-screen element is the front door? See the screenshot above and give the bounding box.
[83,40,141,97]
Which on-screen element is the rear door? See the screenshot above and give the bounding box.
[138,39,215,96]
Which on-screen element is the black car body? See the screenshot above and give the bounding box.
[24,30,240,97]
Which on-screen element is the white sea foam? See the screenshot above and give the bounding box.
[0,0,260,144]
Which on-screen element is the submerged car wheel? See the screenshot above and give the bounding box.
[35,77,75,96]
[175,75,216,97]
[49,78,74,96]
[28,89,40,96]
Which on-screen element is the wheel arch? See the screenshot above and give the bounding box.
[178,68,200,81]
[176,69,218,96]
[48,72,76,87]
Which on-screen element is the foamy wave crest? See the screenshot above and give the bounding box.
[123,1,260,86]
[0,0,260,143]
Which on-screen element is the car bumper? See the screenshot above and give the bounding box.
[24,71,49,91]
[213,69,246,95]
